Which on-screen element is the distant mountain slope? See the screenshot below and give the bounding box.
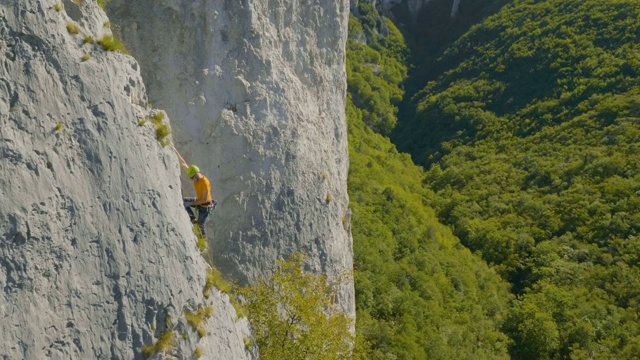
[393,0,640,357]
[346,4,512,358]
[347,99,512,359]
[396,0,640,163]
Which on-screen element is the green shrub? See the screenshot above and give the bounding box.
[81,54,90,62]
[194,348,203,358]
[55,122,64,131]
[83,35,94,44]
[241,254,354,360]
[54,3,62,12]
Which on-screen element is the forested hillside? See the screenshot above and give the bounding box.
[390,0,640,358]
[346,2,512,359]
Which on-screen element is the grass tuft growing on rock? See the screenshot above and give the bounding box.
[66,22,80,34]
[243,337,254,350]
[192,224,207,252]
[230,297,247,319]
[141,331,174,359]
[150,112,171,145]
[185,307,213,329]
[97,0,110,9]
[151,112,165,125]
[54,3,62,12]
[201,261,247,319]
[155,124,171,142]
[83,35,94,44]
[81,54,90,62]
[196,235,207,252]
[194,347,203,358]
[203,266,232,298]
[97,35,127,53]
[55,122,64,131]
[185,306,213,338]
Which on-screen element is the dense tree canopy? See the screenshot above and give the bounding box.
[347,97,512,359]
[346,3,513,358]
[390,0,640,357]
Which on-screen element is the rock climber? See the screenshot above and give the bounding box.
[174,148,216,236]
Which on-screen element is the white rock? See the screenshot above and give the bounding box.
[106,0,356,317]
[0,1,250,358]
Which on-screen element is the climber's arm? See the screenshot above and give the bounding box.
[173,147,188,170]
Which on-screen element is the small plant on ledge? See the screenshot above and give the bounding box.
[66,22,80,34]
[141,331,174,359]
[97,35,128,54]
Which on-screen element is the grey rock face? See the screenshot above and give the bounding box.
[0,1,250,359]
[106,0,355,316]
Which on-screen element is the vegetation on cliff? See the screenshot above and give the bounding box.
[242,255,353,360]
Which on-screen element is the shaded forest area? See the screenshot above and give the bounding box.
[348,0,640,358]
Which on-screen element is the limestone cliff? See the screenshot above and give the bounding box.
[105,0,355,316]
[0,1,250,359]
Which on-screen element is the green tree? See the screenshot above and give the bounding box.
[241,254,354,360]
[507,301,559,360]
